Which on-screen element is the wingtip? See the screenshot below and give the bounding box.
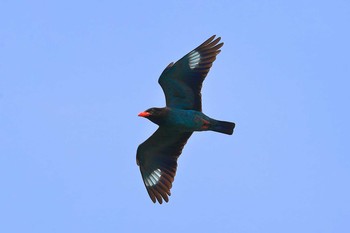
[210,35,221,41]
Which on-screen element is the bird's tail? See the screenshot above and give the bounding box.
[210,120,235,135]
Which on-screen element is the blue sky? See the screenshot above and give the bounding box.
[1,1,349,232]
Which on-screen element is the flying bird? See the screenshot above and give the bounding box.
[136,35,235,204]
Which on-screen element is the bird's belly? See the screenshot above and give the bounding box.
[165,111,208,132]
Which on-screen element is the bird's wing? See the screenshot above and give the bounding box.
[158,35,223,111]
[136,127,192,204]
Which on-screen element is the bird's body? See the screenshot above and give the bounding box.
[137,35,235,204]
[164,108,212,132]
[140,107,234,134]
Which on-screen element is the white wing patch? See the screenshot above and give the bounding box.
[188,50,201,69]
[144,168,162,187]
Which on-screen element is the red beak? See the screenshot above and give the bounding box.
[138,111,150,117]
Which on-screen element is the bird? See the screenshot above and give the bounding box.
[136,35,235,204]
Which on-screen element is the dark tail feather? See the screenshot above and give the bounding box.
[210,120,235,135]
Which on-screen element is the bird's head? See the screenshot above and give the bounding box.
[138,107,168,125]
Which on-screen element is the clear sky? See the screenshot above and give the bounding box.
[1,1,349,232]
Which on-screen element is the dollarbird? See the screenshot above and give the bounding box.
[136,35,235,204]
